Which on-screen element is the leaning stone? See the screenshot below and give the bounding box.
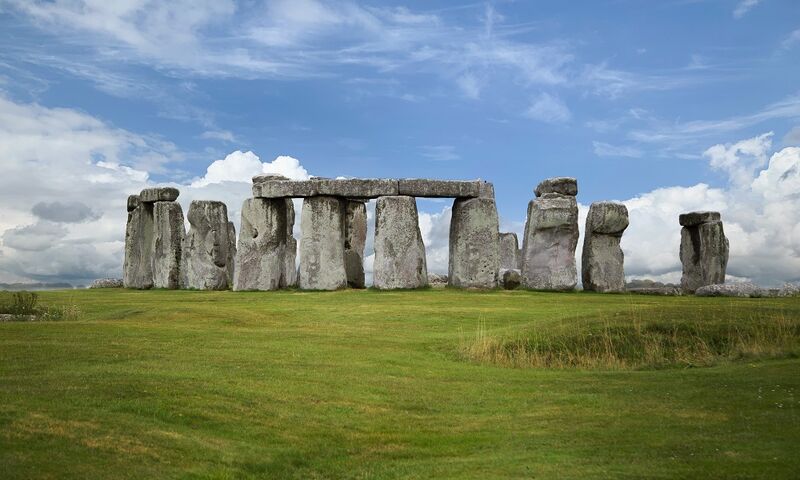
[521,194,579,290]
[139,187,179,203]
[582,202,628,293]
[344,201,367,288]
[534,177,578,197]
[501,269,521,290]
[233,198,289,291]
[695,283,764,297]
[679,211,729,293]
[499,232,520,271]
[152,201,185,289]
[448,197,500,288]
[397,179,481,198]
[123,200,154,289]
[298,196,348,290]
[181,200,234,290]
[90,278,123,288]
[373,196,428,289]
[679,211,721,227]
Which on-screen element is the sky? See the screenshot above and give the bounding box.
[0,0,798,287]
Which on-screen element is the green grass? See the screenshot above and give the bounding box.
[0,289,798,479]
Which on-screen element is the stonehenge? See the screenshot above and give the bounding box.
[499,232,521,270]
[520,178,579,290]
[449,197,501,288]
[181,200,235,290]
[582,202,629,292]
[679,211,729,293]
[298,196,348,290]
[344,201,367,288]
[373,196,427,289]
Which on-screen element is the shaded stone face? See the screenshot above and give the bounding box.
[582,202,628,293]
[298,196,348,290]
[233,198,289,291]
[448,197,500,288]
[152,201,185,289]
[139,187,179,203]
[679,211,729,293]
[373,196,428,289]
[181,200,234,290]
[679,211,720,227]
[123,196,154,289]
[344,201,367,288]
[521,195,579,291]
[499,232,520,271]
[534,177,578,197]
[397,179,482,198]
[501,268,521,290]
[283,199,298,287]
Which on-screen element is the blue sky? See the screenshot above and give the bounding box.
[0,0,798,285]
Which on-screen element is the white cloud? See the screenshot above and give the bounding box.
[733,0,761,18]
[781,28,800,50]
[191,151,310,187]
[420,145,459,162]
[592,141,643,158]
[456,73,481,99]
[524,93,571,124]
[703,132,772,187]
[201,130,237,142]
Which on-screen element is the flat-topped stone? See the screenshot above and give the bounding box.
[679,211,721,227]
[139,187,179,203]
[252,173,290,184]
[534,177,577,197]
[127,195,141,212]
[253,178,486,199]
[397,179,482,198]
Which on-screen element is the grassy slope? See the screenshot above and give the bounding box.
[0,289,798,479]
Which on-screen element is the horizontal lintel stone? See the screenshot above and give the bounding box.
[139,187,179,203]
[253,178,485,199]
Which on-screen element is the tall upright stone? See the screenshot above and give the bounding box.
[581,202,628,292]
[448,184,500,288]
[298,196,348,290]
[234,197,289,291]
[152,201,185,289]
[123,194,154,289]
[679,211,729,293]
[344,200,368,288]
[181,200,234,290]
[521,177,579,290]
[373,196,427,289]
[283,199,298,287]
[499,232,520,271]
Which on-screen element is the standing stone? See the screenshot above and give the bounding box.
[181,200,234,290]
[448,196,500,288]
[521,178,579,290]
[123,195,154,289]
[581,202,628,292]
[679,211,729,293]
[227,221,236,285]
[152,201,185,289]
[499,232,520,271]
[234,198,289,290]
[283,199,298,287]
[373,196,428,289]
[344,201,368,288]
[298,196,348,290]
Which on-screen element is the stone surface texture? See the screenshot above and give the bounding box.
[90,278,123,288]
[139,187,179,203]
[283,199,298,287]
[534,177,578,197]
[254,178,486,199]
[344,201,368,288]
[679,211,721,227]
[501,269,521,290]
[581,202,628,293]
[233,197,289,291]
[521,192,579,291]
[373,196,428,289]
[152,201,185,289]
[397,179,480,198]
[123,197,154,289]
[448,197,500,288]
[298,196,348,290]
[679,211,729,294]
[181,200,234,290]
[499,232,520,270]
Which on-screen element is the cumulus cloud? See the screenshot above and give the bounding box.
[31,201,100,223]
[525,93,571,124]
[191,150,310,187]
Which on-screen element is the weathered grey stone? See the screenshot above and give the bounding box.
[90,278,123,288]
[127,194,141,212]
[254,178,399,199]
[344,201,367,288]
[501,269,521,290]
[448,197,500,288]
[233,198,289,291]
[152,201,185,289]
[534,177,577,197]
[123,200,154,289]
[227,222,236,284]
[428,273,448,287]
[679,211,720,227]
[283,199,298,287]
[252,173,289,184]
[582,202,628,293]
[521,194,579,290]
[397,179,481,198]
[181,200,234,290]
[373,196,428,289]
[499,233,520,271]
[679,212,729,293]
[695,283,763,297]
[139,187,179,203]
[298,196,348,290]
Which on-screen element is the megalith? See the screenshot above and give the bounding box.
[373,196,428,289]
[181,200,235,290]
[123,194,154,289]
[298,196,348,290]
[233,197,289,291]
[283,199,298,287]
[448,185,500,288]
[581,202,629,292]
[344,200,368,288]
[152,201,185,289]
[521,177,579,290]
[499,232,520,271]
[679,211,729,293]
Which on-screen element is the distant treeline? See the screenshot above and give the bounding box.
[0,282,79,291]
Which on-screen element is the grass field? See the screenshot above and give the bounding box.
[1,289,799,479]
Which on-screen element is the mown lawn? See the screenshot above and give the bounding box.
[1,289,798,479]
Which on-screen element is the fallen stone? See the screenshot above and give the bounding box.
[501,269,521,290]
[679,211,721,227]
[152,201,185,289]
[90,278,123,288]
[373,196,428,289]
[233,198,289,291]
[344,200,367,288]
[298,196,348,290]
[582,202,628,293]
[534,177,577,197]
[499,232,520,271]
[181,200,235,290]
[679,211,729,294]
[397,179,481,198]
[695,283,764,297]
[448,197,500,288]
[521,194,579,290]
[123,200,154,289]
[627,287,682,296]
[139,187,179,203]
[428,273,448,287]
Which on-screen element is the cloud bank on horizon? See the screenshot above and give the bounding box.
[0,0,798,286]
